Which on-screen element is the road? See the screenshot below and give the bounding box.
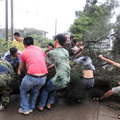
[0,94,119,120]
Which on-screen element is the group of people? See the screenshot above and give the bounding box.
[0,33,71,115]
[0,32,120,118]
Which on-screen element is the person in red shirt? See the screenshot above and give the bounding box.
[18,37,48,115]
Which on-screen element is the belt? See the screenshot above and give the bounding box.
[82,77,94,79]
[27,73,46,78]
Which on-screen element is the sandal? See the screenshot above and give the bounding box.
[93,97,103,101]
[118,114,120,119]
[37,106,44,112]
[45,105,52,110]
[77,99,82,104]
[93,97,99,101]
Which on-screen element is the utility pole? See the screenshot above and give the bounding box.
[55,19,57,36]
[11,0,14,41]
[5,0,8,42]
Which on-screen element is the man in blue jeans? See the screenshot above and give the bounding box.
[18,37,48,115]
[37,34,71,111]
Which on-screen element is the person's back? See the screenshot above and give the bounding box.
[21,45,47,74]
[37,34,71,111]
[0,59,15,110]
[75,56,95,88]
[0,59,15,78]
[83,70,94,78]
[46,47,70,88]
[19,37,48,115]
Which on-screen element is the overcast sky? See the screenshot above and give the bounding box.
[0,0,86,38]
[0,0,120,39]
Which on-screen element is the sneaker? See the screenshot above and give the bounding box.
[18,108,29,115]
[0,103,4,111]
[29,109,33,113]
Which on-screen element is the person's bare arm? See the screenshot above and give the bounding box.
[18,63,22,74]
[69,61,74,66]
[19,62,27,74]
[47,64,55,70]
[99,55,120,68]
[71,48,79,52]
[74,46,84,58]
[118,82,120,85]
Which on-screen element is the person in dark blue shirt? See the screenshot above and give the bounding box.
[2,47,21,73]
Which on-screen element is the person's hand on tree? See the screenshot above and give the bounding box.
[80,46,84,50]
[98,54,105,60]
[118,82,120,85]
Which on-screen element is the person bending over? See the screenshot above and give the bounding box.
[37,34,71,111]
[2,47,21,73]
[93,55,120,119]
[18,37,48,115]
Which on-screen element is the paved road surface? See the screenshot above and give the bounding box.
[0,94,120,120]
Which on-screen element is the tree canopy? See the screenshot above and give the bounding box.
[70,0,119,41]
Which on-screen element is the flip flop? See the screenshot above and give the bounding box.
[93,97,103,101]
[93,97,99,101]
[45,106,52,110]
[37,106,44,112]
[118,114,120,119]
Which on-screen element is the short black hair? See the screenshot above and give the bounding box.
[64,33,69,36]
[70,35,75,40]
[72,39,77,44]
[54,34,66,46]
[47,42,54,48]
[14,32,20,37]
[23,37,34,46]
[45,49,50,54]
[10,47,18,55]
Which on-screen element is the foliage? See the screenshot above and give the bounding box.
[0,38,12,54]
[64,65,85,104]
[0,29,53,54]
[69,0,120,77]
[64,0,120,103]
[22,30,53,48]
[70,0,119,41]
[112,14,120,58]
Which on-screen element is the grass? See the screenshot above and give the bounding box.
[41,48,47,52]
